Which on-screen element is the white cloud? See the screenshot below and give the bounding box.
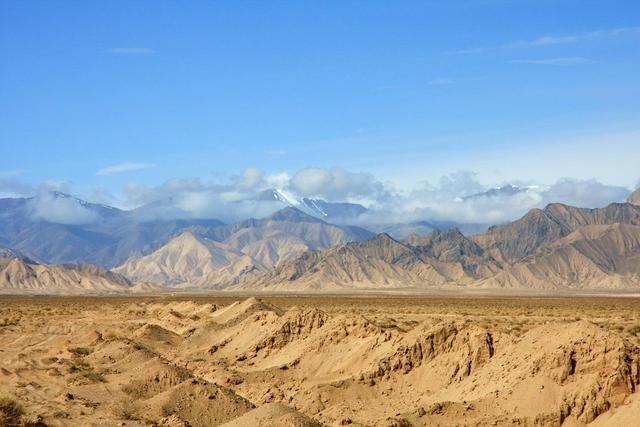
[449,26,640,55]
[0,169,25,178]
[0,178,34,197]
[351,175,631,227]
[88,187,116,205]
[107,48,155,55]
[507,27,640,48]
[5,164,633,227]
[39,180,70,193]
[97,162,155,175]
[236,167,264,189]
[27,192,99,225]
[116,164,635,226]
[508,57,592,65]
[543,178,629,208]
[290,168,384,201]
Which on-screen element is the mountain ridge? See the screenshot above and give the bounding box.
[0,257,139,294]
[114,207,375,288]
[232,200,640,292]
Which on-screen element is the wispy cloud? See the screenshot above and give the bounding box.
[107,47,155,55]
[97,162,155,175]
[448,26,640,55]
[428,78,454,86]
[507,27,640,48]
[0,169,25,178]
[508,57,593,65]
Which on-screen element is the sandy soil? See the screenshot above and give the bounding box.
[1,295,640,426]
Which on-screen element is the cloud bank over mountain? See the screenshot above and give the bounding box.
[27,192,100,225]
[1,167,635,227]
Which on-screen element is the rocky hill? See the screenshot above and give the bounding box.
[0,258,135,294]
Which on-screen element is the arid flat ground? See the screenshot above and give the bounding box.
[2,295,640,426]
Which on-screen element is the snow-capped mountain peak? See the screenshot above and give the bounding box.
[255,189,366,221]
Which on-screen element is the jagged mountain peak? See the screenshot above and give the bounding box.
[0,246,36,263]
[255,188,367,220]
[266,206,325,223]
[371,232,395,241]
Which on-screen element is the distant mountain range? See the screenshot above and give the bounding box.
[232,199,640,291]
[114,207,372,288]
[372,219,488,240]
[0,192,226,267]
[0,191,372,268]
[256,189,367,221]
[0,189,484,268]
[1,187,640,293]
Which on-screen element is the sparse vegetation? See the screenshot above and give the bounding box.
[111,399,141,421]
[68,347,93,356]
[0,397,24,426]
[67,359,105,383]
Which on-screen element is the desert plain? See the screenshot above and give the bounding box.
[1,294,640,426]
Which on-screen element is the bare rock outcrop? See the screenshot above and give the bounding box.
[368,321,494,381]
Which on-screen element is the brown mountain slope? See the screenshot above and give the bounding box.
[220,207,373,267]
[408,229,502,280]
[480,223,640,289]
[233,233,449,291]
[0,258,134,294]
[115,207,373,288]
[473,202,640,263]
[238,219,640,291]
[113,232,262,288]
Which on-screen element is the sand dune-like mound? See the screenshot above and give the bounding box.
[210,297,284,325]
[182,299,640,425]
[3,297,640,426]
[134,323,184,346]
[143,379,254,426]
[414,320,640,425]
[366,320,495,382]
[250,307,329,356]
[220,402,322,426]
[83,337,254,426]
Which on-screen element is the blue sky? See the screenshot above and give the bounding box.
[1,0,639,209]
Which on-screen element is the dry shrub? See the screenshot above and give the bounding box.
[0,396,24,426]
[67,360,105,383]
[68,347,93,356]
[111,399,141,421]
